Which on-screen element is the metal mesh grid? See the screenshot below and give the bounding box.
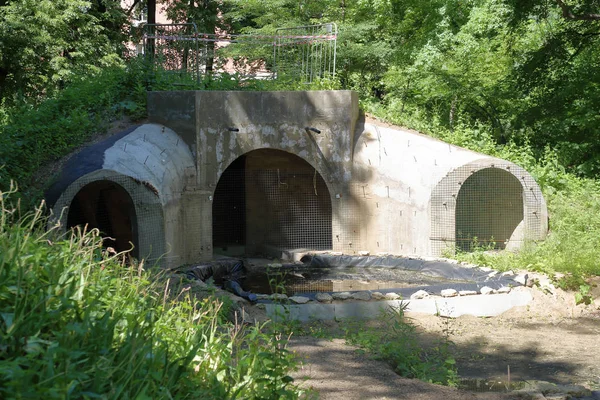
[430,163,543,254]
[213,167,333,256]
[53,173,167,267]
[142,23,337,85]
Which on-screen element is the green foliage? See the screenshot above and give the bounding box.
[0,63,148,203]
[342,304,459,386]
[0,184,302,399]
[0,0,127,103]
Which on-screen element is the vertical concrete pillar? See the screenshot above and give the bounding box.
[181,189,213,262]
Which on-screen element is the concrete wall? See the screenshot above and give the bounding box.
[49,90,549,267]
[352,123,548,256]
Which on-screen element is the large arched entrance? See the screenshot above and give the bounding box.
[213,149,332,256]
[455,168,523,251]
[67,180,138,257]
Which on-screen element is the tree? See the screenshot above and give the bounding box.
[0,0,126,103]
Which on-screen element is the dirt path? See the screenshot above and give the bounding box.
[289,337,508,400]
[287,284,600,399]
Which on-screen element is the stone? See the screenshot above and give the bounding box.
[384,292,401,300]
[315,293,333,303]
[518,380,591,398]
[502,270,515,276]
[269,263,283,268]
[351,291,371,301]
[255,294,270,300]
[514,273,529,286]
[497,286,512,294]
[459,290,478,296]
[541,283,556,295]
[487,271,499,278]
[358,250,370,256]
[480,286,495,295]
[480,267,493,272]
[526,277,538,287]
[441,289,458,298]
[410,290,430,300]
[270,293,288,301]
[544,395,568,400]
[371,291,385,300]
[255,303,266,310]
[289,296,310,304]
[332,292,352,300]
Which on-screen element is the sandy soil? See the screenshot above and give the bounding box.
[286,282,600,400]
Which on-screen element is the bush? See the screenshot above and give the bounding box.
[0,183,302,399]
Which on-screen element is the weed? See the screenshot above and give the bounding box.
[0,185,303,399]
[341,303,459,386]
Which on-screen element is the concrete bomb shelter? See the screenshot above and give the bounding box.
[47,91,548,268]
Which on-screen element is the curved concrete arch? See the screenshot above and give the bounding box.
[213,147,337,203]
[51,169,166,265]
[212,148,334,257]
[430,158,548,256]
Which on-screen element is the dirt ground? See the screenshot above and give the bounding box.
[286,282,600,400]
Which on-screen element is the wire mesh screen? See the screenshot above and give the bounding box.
[455,168,523,251]
[431,166,530,253]
[213,167,333,256]
[142,23,336,85]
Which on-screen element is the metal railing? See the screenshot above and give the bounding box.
[141,23,337,86]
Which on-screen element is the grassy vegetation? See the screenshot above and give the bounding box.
[0,184,303,399]
[340,305,459,387]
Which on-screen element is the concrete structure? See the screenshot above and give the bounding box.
[47,91,548,268]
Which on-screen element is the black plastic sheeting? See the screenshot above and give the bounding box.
[294,254,520,300]
[301,254,511,285]
[181,259,257,302]
[45,125,141,208]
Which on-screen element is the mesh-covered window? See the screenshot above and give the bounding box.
[67,180,138,256]
[455,168,523,251]
[213,149,332,256]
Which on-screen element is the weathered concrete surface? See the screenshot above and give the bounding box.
[266,290,534,321]
[51,90,549,267]
[353,123,548,256]
[50,124,194,267]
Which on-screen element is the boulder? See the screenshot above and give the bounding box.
[384,292,401,300]
[289,296,310,304]
[371,291,386,300]
[410,290,430,300]
[480,286,495,295]
[315,293,333,303]
[441,289,458,298]
[351,291,372,301]
[332,292,352,300]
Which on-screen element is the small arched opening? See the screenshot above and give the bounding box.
[213,149,332,256]
[455,168,523,252]
[67,180,138,257]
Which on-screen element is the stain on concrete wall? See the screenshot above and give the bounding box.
[49,90,548,267]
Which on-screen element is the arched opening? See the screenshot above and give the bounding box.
[213,149,332,256]
[67,180,138,257]
[455,168,523,252]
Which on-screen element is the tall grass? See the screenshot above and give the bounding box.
[0,183,302,399]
